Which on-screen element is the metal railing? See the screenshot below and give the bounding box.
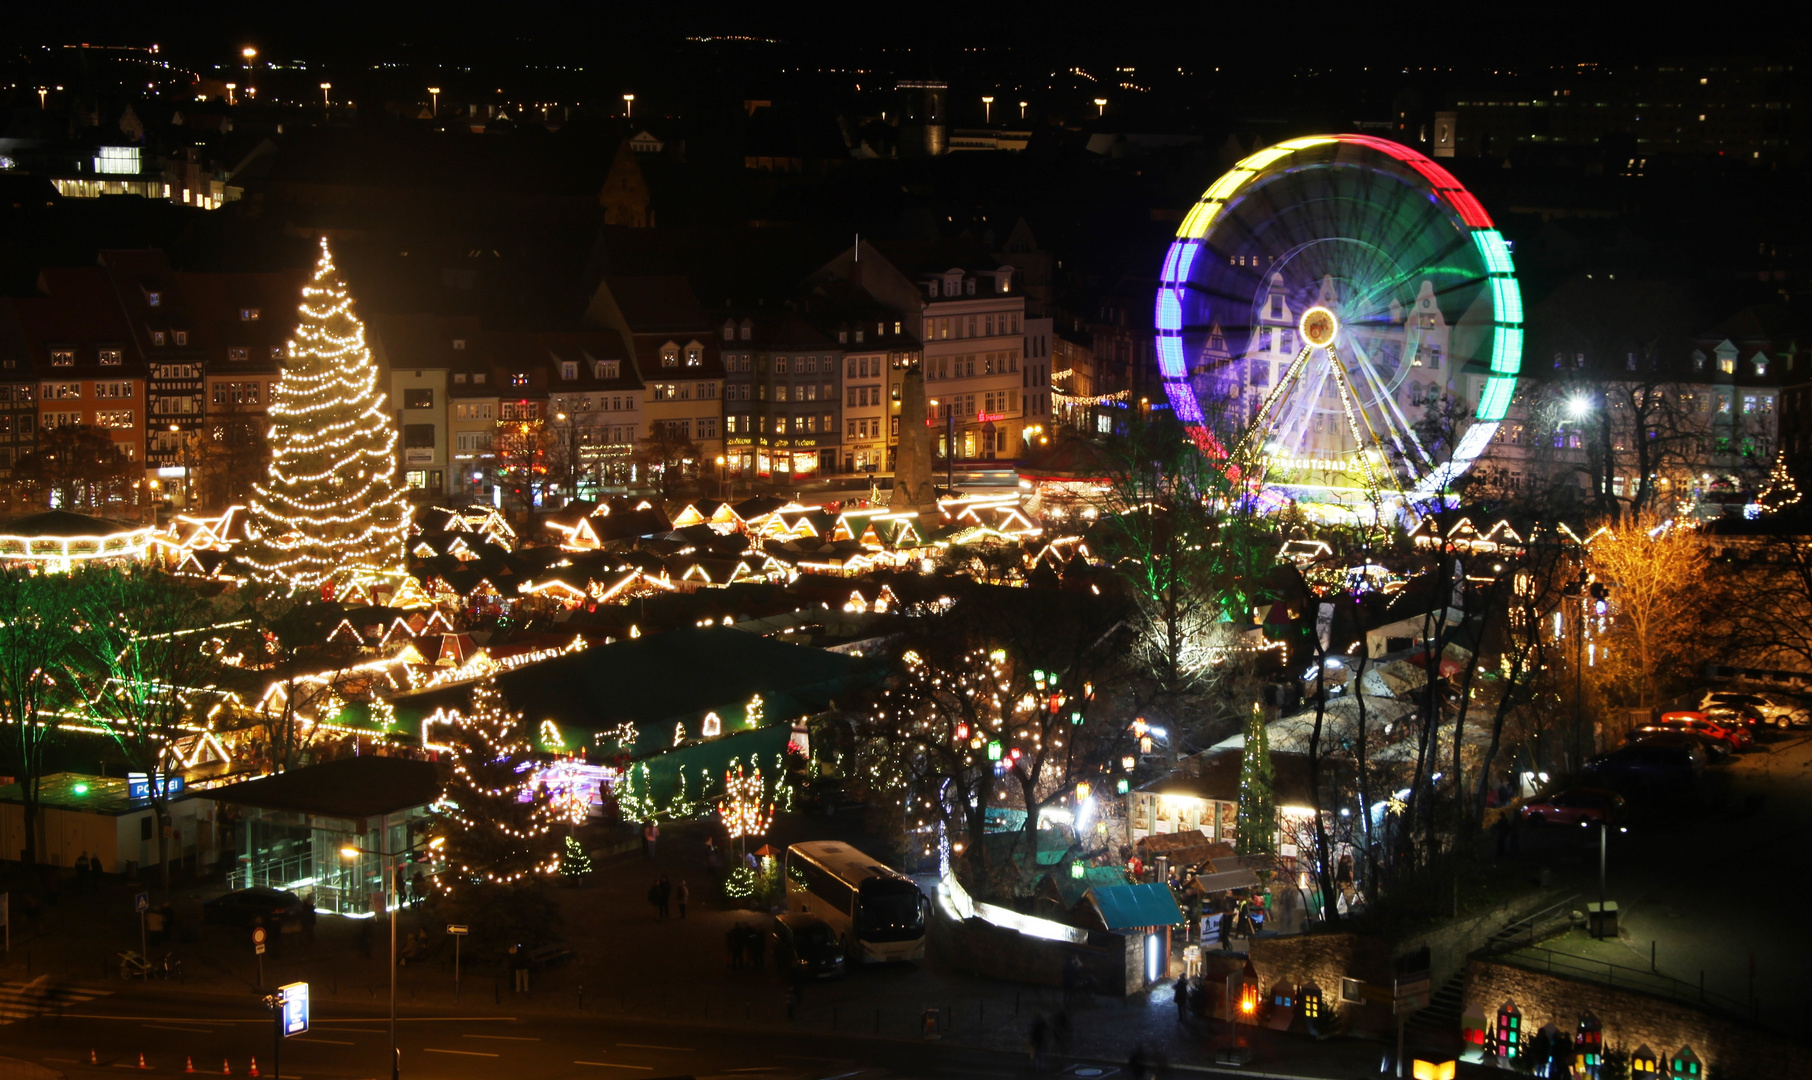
[1477,893,1579,954]
[1491,945,1755,1022]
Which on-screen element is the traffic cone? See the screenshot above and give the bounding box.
[90,1051,98,1065]
[248,1058,259,1078]
[186,1057,196,1073]
[138,1053,148,1070]
[222,1059,232,1075]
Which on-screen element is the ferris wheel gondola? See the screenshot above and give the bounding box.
[1153,134,1523,515]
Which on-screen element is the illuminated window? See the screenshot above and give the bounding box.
[94,146,141,174]
[240,308,261,321]
[145,290,161,307]
[1496,1002,1522,1059]
[50,349,75,366]
[270,346,286,360]
[174,331,189,346]
[151,331,166,346]
[228,347,248,362]
[561,361,577,380]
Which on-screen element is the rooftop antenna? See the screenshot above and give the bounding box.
[854,233,860,260]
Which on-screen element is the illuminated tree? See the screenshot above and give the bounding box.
[1584,511,1708,710]
[720,757,774,855]
[243,238,408,591]
[1234,705,1277,859]
[0,570,81,872]
[433,677,562,888]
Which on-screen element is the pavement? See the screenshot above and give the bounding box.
[1486,729,1812,1032]
[0,819,1460,1080]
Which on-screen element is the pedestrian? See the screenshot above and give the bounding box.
[727,923,746,969]
[1174,976,1190,1022]
[648,879,664,920]
[644,820,660,859]
[657,875,672,920]
[510,944,530,994]
[677,880,690,919]
[1216,906,1232,951]
[89,853,104,880]
[1027,1014,1049,1073]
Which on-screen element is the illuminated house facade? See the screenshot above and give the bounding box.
[586,276,725,470]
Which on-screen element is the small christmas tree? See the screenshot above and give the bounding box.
[243,238,408,590]
[433,677,562,892]
[1235,704,1277,858]
[1757,450,1801,512]
[560,835,592,877]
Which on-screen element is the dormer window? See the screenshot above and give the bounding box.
[1754,356,1768,376]
[50,348,75,366]
[151,331,166,346]
[174,331,189,346]
[685,343,702,367]
[838,329,848,344]
[146,290,162,307]
[927,280,940,298]
[965,278,976,295]
[454,372,468,384]
[894,321,902,335]
[739,319,752,341]
[661,342,679,368]
[561,361,578,380]
[228,347,249,362]
[855,329,865,344]
[271,346,287,359]
[1692,352,1705,372]
[1718,356,1735,375]
[474,372,486,384]
[595,359,620,379]
[511,372,528,387]
[722,320,735,342]
[99,348,123,365]
[240,308,260,321]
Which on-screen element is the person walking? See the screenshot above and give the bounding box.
[1174,976,1191,1022]
[509,945,530,994]
[656,876,672,920]
[676,880,690,919]
[644,820,660,859]
[648,879,664,920]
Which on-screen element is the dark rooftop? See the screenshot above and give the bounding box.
[199,756,441,819]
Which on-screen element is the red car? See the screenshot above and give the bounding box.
[1655,711,1753,750]
[1519,787,1627,826]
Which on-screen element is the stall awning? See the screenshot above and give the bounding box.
[1192,868,1261,894]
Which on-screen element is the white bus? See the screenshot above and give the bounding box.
[785,842,929,963]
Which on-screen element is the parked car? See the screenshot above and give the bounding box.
[1584,740,1704,797]
[1518,787,1626,826]
[1628,728,1731,764]
[202,887,305,928]
[1700,690,1808,729]
[770,912,846,979]
[1651,712,1754,750]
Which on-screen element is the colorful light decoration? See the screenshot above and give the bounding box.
[431,677,562,886]
[242,238,409,590]
[720,758,774,846]
[1153,134,1524,512]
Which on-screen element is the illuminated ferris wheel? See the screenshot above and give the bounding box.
[1154,135,1524,513]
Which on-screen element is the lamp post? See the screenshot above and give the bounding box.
[1093,97,1107,116]
[622,93,634,118]
[715,454,726,499]
[225,83,237,106]
[341,836,443,1080]
[320,83,332,108]
[1582,820,1627,938]
[428,87,441,116]
[929,398,955,495]
[1018,100,1028,120]
[981,96,994,123]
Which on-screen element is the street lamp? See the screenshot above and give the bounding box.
[929,398,955,495]
[320,82,332,108]
[341,835,443,1080]
[226,83,237,106]
[715,454,726,499]
[1093,97,1108,116]
[981,95,994,123]
[241,46,257,64]
[428,87,441,116]
[36,87,48,109]
[1018,100,1028,120]
[169,424,190,508]
[622,93,634,117]
[1581,820,1628,939]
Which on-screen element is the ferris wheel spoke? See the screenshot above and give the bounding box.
[1341,333,1431,471]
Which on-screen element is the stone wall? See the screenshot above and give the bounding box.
[1248,931,1396,1037]
[1464,959,1807,1078]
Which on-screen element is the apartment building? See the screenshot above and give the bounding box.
[586,277,725,475]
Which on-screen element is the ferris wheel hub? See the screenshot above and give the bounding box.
[1299,306,1339,349]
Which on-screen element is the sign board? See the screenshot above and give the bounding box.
[255,942,266,955]
[1393,991,1430,1014]
[127,772,185,801]
[135,892,150,914]
[446,924,468,936]
[279,982,309,1036]
[252,926,267,945]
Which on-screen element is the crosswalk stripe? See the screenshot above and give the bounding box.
[0,981,112,1024]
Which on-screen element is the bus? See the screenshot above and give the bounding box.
[785,842,929,963]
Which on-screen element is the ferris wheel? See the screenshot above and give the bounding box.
[1154,134,1523,514]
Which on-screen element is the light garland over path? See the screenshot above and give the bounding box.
[243,238,408,591]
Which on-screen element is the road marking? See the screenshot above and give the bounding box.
[291,1038,355,1046]
[818,1072,863,1080]
[616,1044,691,1052]
[143,1024,215,1033]
[318,1028,386,1033]
[576,1064,653,1071]
[424,1049,499,1058]
[723,1070,783,1074]
[463,1035,541,1041]
[0,981,112,1027]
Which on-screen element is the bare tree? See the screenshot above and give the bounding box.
[12,424,141,511]
[0,570,82,872]
[65,567,236,889]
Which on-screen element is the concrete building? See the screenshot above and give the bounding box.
[586,277,725,486]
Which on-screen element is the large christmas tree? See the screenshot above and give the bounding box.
[1234,704,1278,858]
[243,238,408,590]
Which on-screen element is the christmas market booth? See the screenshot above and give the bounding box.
[200,756,440,916]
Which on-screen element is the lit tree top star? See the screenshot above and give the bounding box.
[243,238,408,591]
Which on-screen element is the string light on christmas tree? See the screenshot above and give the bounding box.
[1757,450,1801,513]
[721,757,773,851]
[430,677,562,888]
[243,237,409,591]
